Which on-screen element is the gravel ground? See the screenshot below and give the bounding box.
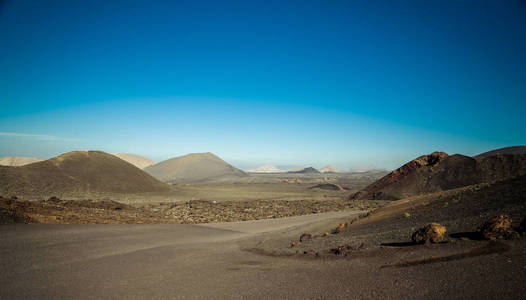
[0,196,385,224]
[247,174,526,258]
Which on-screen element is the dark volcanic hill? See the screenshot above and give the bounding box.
[288,167,320,174]
[144,152,247,183]
[0,151,173,199]
[475,146,526,159]
[352,151,526,200]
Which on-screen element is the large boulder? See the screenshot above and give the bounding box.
[477,215,519,240]
[411,223,447,244]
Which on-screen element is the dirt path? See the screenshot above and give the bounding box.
[1,210,525,299]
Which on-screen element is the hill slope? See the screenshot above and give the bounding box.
[0,151,173,199]
[475,146,526,159]
[112,153,156,169]
[0,156,44,166]
[144,152,247,183]
[352,151,526,200]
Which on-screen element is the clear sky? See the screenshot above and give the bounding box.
[1,0,525,170]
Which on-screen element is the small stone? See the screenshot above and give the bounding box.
[299,233,312,243]
[47,196,61,203]
[332,223,346,234]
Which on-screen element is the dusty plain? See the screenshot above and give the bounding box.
[2,171,526,299]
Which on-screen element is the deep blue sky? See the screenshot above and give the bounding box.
[1,0,525,170]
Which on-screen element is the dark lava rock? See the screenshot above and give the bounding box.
[47,196,61,203]
[477,215,519,240]
[411,223,447,244]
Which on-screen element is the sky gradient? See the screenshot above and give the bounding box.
[1,0,525,170]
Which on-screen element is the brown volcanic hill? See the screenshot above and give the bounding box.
[474,146,526,159]
[0,151,173,199]
[112,153,156,169]
[351,151,526,200]
[0,156,44,166]
[144,152,247,183]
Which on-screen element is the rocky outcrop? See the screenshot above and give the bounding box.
[411,223,447,244]
[477,215,519,240]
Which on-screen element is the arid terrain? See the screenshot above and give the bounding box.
[1,147,526,299]
[0,169,387,224]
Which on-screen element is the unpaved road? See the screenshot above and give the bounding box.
[1,210,525,299]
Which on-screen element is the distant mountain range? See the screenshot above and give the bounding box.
[287,167,320,174]
[0,156,44,167]
[112,153,156,169]
[247,165,284,173]
[349,165,388,173]
[319,165,346,173]
[144,152,247,183]
[247,164,348,173]
[4,145,524,201]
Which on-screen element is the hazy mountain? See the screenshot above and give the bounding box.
[0,156,44,167]
[0,151,173,199]
[247,165,284,173]
[112,153,156,169]
[319,165,346,173]
[351,150,526,200]
[287,167,320,174]
[474,145,526,159]
[144,152,247,183]
[349,165,380,173]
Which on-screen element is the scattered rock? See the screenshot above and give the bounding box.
[0,207,31,224]
[47,196,61,203]
[330,244,353,255]
[478,215,519,240]
[332,223,346,234]
[299,233,312,243]
[321,232,330,237]
[0,196,383,224]
[411,223,447,244]
[290,241,301,247]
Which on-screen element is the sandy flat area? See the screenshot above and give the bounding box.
[1,209,525,299]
